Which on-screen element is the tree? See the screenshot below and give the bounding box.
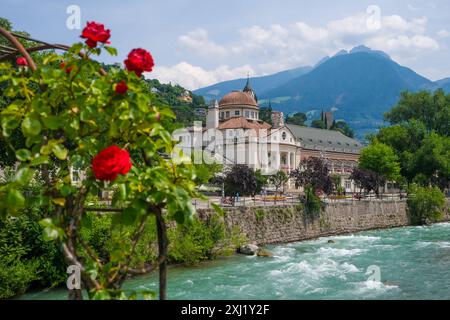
[286,112,307,126]
[330,174,343,195]
[385,89,450,136]
[331,120,354,138]
[376,121,427,182]
[254,169,268,194]
[311,119,326,129]
[410,133,450,189]
[259,106,273,125]
[350,167,385,197]
[0,24,202,300]
[268,171,288,197]
[223,165,257,196]
[359,142,401,182]
[407,184,445,225]
[290,157,333,195]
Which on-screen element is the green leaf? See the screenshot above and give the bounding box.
[6,189,25,211]
[52,144,68,160]
[42,116,60,130]
[40,218,64,241]
[15,167,35,185]
[21,116,42,137]
[104,46,118,56]
[30,155,49,166]
[43,227,59,241]
[15,149,32,161]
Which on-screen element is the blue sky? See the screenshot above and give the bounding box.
[2,0,450,89]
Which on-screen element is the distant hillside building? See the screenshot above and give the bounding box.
[321,110,334,129]
[174,79,363,192]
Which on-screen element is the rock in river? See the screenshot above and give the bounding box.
[239,244,259,255]
[257,248,273,257]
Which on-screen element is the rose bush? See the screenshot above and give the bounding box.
[0,22,202,300]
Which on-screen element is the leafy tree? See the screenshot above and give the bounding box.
[268,170,288,196]
[0,28,202,300]
[385,90,450,136]
[259,105,273,125]
[223,165,257,196]
[144,78,206,128]
[254,169,268,194]
[330,174,343,194]
[290,157,333,195]
[350,167,385,197]
[359,142,401,182]
[286,112,307,126]
[410,133,450,189]
[376,121,427,182]
[331,120,354,138]
[311,119,326,129]
[407,184,445,225]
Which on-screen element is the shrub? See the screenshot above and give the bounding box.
[407,184,445,225]
[0,209,66,299]
[301,186,325,218]
[168,215,243,264]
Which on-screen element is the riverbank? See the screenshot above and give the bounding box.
[199,199,450,246]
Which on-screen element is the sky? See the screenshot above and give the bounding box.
[2,0,450,89]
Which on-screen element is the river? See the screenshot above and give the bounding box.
[21,222,450,300]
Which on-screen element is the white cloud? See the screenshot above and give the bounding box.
[177,28,227,57]
[158,10,441,89]
[437,29,450,38]
[151,62,254,90]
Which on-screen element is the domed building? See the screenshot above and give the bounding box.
[207,77,271,132]
[176,78,363,193]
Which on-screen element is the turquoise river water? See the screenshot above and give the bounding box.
[21,222,450,300]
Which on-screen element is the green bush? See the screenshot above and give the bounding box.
[168,215,244,264]
[301,186,325,217]
[407,184,446,225]
[0,209,66,299]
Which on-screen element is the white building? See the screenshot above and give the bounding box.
[174,79,363,192]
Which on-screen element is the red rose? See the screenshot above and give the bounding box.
[92,146,132,181]
[16,57,28,66]
[115,80,128,94]
[81,21,111,48]
[124,48,154,77]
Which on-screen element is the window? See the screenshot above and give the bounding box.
[345,180,352,189]
[235,110,240,116]
[251,111,255,118]
[226,111,230,118]
[220,112,224,119]
[245,111,250,118]
[282,132,287,140]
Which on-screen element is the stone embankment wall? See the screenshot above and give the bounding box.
[197,200,450,245]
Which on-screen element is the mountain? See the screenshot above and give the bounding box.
[193,66,313,102]
[193,46,450,138]
[262,49,434,137]
[434,78,450,92]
